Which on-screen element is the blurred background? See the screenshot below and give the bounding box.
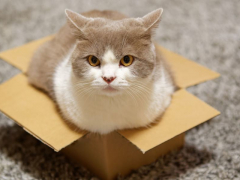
[0,0,239,179]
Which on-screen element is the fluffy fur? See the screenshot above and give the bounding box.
[27,9,175,134]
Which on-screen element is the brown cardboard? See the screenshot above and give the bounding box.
[62,132,185,180]
[0,36,220,179]
[119,89,219,152]
[0,36,54,72]
[0,74,83,151]
[156,46,220,88]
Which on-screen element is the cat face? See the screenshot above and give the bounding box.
[66,9,163,96]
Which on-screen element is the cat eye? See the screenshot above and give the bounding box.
[120,55,134,67]
[88,55,100,67]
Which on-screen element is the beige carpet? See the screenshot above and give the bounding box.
[0,0,240,179]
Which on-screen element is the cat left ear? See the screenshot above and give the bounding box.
[142,8,163,34]
[65,9,93,35]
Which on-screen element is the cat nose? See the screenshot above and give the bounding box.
[102,76,116,84]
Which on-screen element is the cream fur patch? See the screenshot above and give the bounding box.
[102,49,116,63]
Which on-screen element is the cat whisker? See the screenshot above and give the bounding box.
[125,89,139,107]
[130,83,152,95]
[74,86,93,95]
[131,84,151,94]
[128,87,145,104]
[129,86,150,105]
[82,88,96,105]
[131,81,174,89]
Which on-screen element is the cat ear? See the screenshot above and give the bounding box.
[142,8,163,33]
[65,9,93,37]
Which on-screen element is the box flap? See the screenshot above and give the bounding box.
[0,36,54,72]
[0,74,85,151]
[0,36,219,88]
[118,89,220,153]
[156,46,220,88]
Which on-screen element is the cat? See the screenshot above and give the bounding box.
[27,8,176,134]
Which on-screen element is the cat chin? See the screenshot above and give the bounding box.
[99,88,122,97]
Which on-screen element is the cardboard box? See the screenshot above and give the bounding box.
[0,36,220,180]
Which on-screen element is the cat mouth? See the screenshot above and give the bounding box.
[103,85,118,92]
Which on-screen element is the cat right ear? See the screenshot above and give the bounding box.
[142,8,163,34]
[65,9,93,37]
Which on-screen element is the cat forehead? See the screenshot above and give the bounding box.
[83,18,145,36]
[102,49,116,63]
[87,18,142,28]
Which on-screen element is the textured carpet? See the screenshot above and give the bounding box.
[0,0,240,179]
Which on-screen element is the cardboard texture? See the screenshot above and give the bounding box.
[119,89,219,152]
[62,132,185,180]
[0,74,82,151]
[0,36,54,72]
[0,36,220,179]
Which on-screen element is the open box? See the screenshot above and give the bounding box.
[0,36,220,180]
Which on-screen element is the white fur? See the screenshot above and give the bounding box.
[53,47,174,134]
[102,49,116,63]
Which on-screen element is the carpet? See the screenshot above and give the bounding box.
[0,0,239,179]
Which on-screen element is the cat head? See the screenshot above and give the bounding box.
[65,9,163,96]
